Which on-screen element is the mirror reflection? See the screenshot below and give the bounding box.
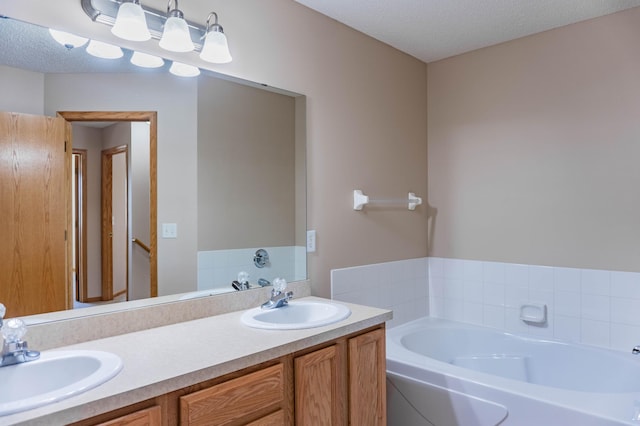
[0,17,307,318]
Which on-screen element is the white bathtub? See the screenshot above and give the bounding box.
[386,317,640,425]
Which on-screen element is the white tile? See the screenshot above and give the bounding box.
[529,265,554,292]
[554,315,580,342]
[610,323,640,352]
[430,276,445,299]
[527,316,554,339]
[610,298,640,326]
[428,257,444,278]
[554,291,580,317]
[430,297,445,318]
[528,290,553,312]
[463,260,484,282]
[505,263,529,287]
[483,282,506,306]
[415,278,429,299]
[505,307,529,335]
[581,269,610,296]
[484,261,506,284]
[554,267,581,293]
[407,257,428,279]
[444,278,465,300]
[580,293,610,322]
[483,305,505,329]
[331,267,362,296]
[443,258,465,280]
[611,271,640,299]
[505,286,529,308]
[463,302,484,325]
[581,319,610,348]
[463,280,483,304]
[443,299,464,322]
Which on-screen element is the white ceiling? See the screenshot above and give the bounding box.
[295,0,640,63]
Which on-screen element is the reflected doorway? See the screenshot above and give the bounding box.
[60,111,158,307]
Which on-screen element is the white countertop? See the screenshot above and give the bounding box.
[3,297,391,425]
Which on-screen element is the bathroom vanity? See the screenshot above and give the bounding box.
[2,292,390,425]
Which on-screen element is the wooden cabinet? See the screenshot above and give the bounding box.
[91,406,161,426]
[75,326,385,426]
[294,328,386,426]
[348,328,386,426]
[180,363,286,426]
[294,344,346,425]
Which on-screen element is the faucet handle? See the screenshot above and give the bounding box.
[273,277,287,293]
[2,318,27,343]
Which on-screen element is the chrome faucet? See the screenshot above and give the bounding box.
[261,278,293,310]
[0,304,40,367]
[632,345,640,355]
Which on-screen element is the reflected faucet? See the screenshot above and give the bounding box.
[0,303,40,367]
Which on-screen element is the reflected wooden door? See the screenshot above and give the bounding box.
[0,112,69,317]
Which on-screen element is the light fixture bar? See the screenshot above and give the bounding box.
[81,0,205,51]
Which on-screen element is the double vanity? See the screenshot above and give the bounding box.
[0,282,391,425]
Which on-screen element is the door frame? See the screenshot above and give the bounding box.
[58,111,158,299]
[72,148,88,303]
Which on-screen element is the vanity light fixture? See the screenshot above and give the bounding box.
[111,0,151,41]
[81,0,232,62]
[130,51,165,68]
[169,61,200,77]
[48,29,89,49]
[86,40,124,59]
[199,12,232,64]
[159,0,194,53]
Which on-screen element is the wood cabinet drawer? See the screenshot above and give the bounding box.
[93,406,161,426]
[180,363,285,425]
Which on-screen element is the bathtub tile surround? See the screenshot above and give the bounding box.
[197,246,306,292]
[430,257,640,352]
[331,258,428,328]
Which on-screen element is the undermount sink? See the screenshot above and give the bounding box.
[241,300,351,330]
[0,350,123,416]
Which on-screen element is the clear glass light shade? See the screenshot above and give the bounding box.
[86,40,124,59]
[48,29,88,49]
[199,30,232,63]
[130,51,165,68]
[111,2,151,42]
[159,16,194,52]
[169,61,200,77]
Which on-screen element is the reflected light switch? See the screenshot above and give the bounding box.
[162,223,177,239]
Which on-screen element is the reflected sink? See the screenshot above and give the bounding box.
[241,300,351,330]
[0,350,123,416]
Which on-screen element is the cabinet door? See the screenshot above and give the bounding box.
[348,328,386,426]
[180,363,285,426]
[94,406,161,426]
[295,344,346,426]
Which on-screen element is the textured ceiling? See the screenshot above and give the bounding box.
[295,0,640,63]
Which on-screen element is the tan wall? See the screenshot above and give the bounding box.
[427,7,640,272]
[0,65,43,115]
[4,0,429,297]
[197,76,296,250]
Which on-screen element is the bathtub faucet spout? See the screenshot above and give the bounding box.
[632,346,640,355]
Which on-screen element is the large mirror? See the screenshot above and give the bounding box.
[0,16,307,319]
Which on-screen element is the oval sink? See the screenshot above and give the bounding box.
[241,300,351,330]
[0,350,123,416]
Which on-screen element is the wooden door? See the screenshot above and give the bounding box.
[348,328,387,426]
[294,344,346,425]
[101,145,128,302]
[0,112,70,317]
